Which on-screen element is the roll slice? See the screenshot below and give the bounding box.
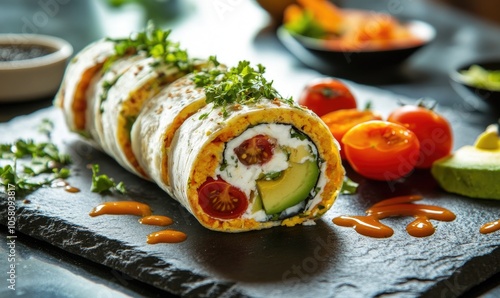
[168,100,344,232]
[131,74,207,194]
[55,39,115,135]
[99,57,188,178]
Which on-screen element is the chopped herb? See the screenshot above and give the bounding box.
[290,128,307,141]
[106,21,194,73]
[90,164,126,194]
[193,57,293,118]
[0,139,72,193]
[38,118,54,138]
[340,176,359,195]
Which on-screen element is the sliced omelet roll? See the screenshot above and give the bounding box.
[100,57,187,178]
[55,39,115,135]
[131,74,207,194]
[168,100,344,232]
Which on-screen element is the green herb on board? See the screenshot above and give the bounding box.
[340,176,359,195]
[90,164,126,194]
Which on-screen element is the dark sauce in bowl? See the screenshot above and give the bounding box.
[0,44,55,62]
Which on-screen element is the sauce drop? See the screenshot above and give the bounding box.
[480,219,500,234]
[64,185,80,193]
[333,195,456,238]
[147,230,187,244]
[139,215,173,226]
[89,201,152,217]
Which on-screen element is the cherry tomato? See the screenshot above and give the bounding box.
[321,109,382,159]
[198,178,248,219]
[298,78,357,117]
[234,135,275,166]
[387,105,453,169]
[342,120,421,181]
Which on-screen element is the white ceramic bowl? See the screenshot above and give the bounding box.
[0,34,73,102]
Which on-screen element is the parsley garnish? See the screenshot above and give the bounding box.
[0,139,72,193]
[90,164,126,194]
[106,21,193,72]
[340,176,359,195]
[193,57,293,118]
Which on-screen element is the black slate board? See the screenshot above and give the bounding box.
[1,84,499,298]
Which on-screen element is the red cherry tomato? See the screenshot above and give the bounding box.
[387,105,453,169]
[234,135,275,166]
[298,78,357,117]
[198,178,248,219]
[342,121,421,181]
[321,109,382,159]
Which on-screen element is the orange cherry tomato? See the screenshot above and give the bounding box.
[321,109,382,159]
[234,135,276,166]
[298,78,357,116]
[342,120,421,181]
[198,178,248,219]
[387,105,453,169]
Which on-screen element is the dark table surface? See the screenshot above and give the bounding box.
[1,0,499,297]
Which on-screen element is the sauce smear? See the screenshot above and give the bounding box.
[333,195,456,238]
[64,185,80,193]
[139,215,173,226]
[480,219,500,234]
[147,230,187,244]
[89,201,152,217]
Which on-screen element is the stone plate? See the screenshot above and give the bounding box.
[1,84,499,297]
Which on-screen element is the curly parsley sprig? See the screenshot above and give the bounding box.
[193,57,294,118]
[105,21,193,72]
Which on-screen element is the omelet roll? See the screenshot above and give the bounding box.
[168,99,344,232]
[99,57,187,178]
[55,39,115,135]
[131,74,207,194]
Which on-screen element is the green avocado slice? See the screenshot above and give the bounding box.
[257,159,320,215]
[431,146,500,200]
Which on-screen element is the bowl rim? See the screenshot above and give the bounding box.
[450,58,500,92]
[280,14,436,54]
[0,33,73,70]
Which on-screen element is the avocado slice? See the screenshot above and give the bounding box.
[257,153,320,215]
[431,124,500,200]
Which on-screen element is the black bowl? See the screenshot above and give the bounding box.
[277,18,435,70]
[450,60,500,113]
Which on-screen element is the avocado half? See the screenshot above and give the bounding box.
[431,124,500,200]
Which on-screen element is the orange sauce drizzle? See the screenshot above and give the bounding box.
[147,230,187,244]
[480,219,500,234]
[89,201,152,217]
[51,178,80,193]
[89,201,186,244]
[64,185,80,193]
[139,215,173,226]
[333,195,456,238]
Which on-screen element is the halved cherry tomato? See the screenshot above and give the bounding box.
[387,104,453,169]
[298,78,357,117]
[234,135,275,166]
[342,120,421,181]
[321,109,382,159]
[198,178,248,219]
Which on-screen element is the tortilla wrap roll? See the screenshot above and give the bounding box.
[55,39,115,136]
[168,100,344,232]
[99,57,188,178]
[131,74,207,194]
